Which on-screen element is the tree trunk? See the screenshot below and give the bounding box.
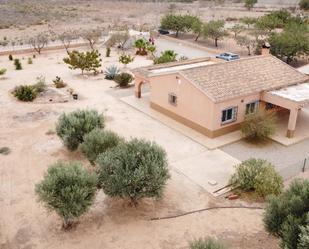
[175,30,179,38]
[62,218,72,230]
[215,38,218,47]
[195,33,200,41]
[247,46,251,56]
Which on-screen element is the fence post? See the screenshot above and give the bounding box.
[302,158,307,172]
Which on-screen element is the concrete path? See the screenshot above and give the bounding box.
[155,37,216,59]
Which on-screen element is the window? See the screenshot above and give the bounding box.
[221,107,237,124]
[168,93,177,105]
[246,101,259,115]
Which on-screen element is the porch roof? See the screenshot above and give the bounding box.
[268,83,309,105]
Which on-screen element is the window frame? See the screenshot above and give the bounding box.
[221,106,238,125]
[245,100,259,115]
[168,92,177,106]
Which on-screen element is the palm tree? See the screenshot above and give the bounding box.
[134,39,148,55]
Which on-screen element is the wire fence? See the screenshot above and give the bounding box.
[279,157,309,181]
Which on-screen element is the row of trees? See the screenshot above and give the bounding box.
[36,109,170,229]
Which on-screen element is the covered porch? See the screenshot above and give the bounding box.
[262,83,309,142]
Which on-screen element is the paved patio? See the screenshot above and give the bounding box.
[271,107,309,146]
[120,94,242,149]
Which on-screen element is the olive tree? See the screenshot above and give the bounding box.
[35,161,97,229]
[56,109,105,151]
[58,30,79,54]
[236,35,257,56]
[96,138,170,206]
[203,20,228,47]
[81,28,102,50]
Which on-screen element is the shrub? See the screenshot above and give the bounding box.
[119,53,134,67]
[154,50,177,64]
[14,59,22,70]
[9,54,13,61]
[264,179,309,249]
[96,138,170,205]
[53,76,67,88]
[300,0,309,10]
[241,109,277,141]
[0,147,11,155]
[80,128,123,165]
[189,238,226,249]
[56,109,104,151]
[35,161,97,229]
[104,65,120,80]
[106,47,111,57]
[28,57,33,64]
[33,76,47,93]
[298,219,309,249]
[230,158,283,197]
[114,72,134,87]
[13,85,37,101]
[0,68,6,75]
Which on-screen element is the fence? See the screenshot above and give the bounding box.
[279,157,309,181]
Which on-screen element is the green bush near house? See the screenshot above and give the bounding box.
[0,68,6,75]
[80,128,123,165]
[230,158,283,197]
[241,108,277,141]
[263,179,309,249]
[114,72,134,87]
[56,109,105,151]
[189,237,226,249]
[14,58,22,70]
[96,138,170,205]
[35,161,97,229]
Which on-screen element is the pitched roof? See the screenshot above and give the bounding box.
[180,55,309,102]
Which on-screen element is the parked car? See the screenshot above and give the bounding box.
[158,29,170,35]
[216,52,240,61]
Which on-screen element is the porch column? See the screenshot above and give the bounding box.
[287,108,299,138]
[135,81,142,98]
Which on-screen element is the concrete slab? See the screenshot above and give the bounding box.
[120,94,242,149]
[270,107,309,146]
[170,149,240,194]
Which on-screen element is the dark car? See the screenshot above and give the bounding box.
[158,29,170,35]
[215,52,240,61]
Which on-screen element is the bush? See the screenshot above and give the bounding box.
[106,47,111,57]
[0,68,6,75]
[96,138,170,205]
[80,128,123,165]
[35,161,97,229]
[13,85,37,101]
[189,238,226,249]
[119,53,134,67]
[298,219,309,249]
[263,179,309,249]
[53,76,67,88]
[300,0,309,10]
[9,54,13,61]
[114,72,134,87]
[230,158,283,197]
[104,65,120,80]
[241,109,277,141]
[14,58,22,70]
[154,50,177,64]
[28,57,33,64]
[56,109,104,151]
[0,147,11,155]
[33,76,47,93]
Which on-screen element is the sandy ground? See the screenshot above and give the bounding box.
[0,48,280,249]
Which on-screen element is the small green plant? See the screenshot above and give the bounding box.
[14,58,22,70]
[106,47,111,57]
[264,179,309,249]
[80,128,123,165]
[28,57,33,64]
[8,54,13,61]
[114,72,134,87]
[241,109,277,141]
[35,161,97,229]
[118,53,134,67]
[189,237,226,249]
[230,158,283,197]
[33,76,46,93]
[56,109,105,151]
[154,50,177,64]
[13,85,37,101]
[0,68,6,75]
[96,138,170,205]
[53,76,67,88]
[104,65,120,80]
[0,147,11,155]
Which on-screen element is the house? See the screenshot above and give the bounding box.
[133,55,309,138]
